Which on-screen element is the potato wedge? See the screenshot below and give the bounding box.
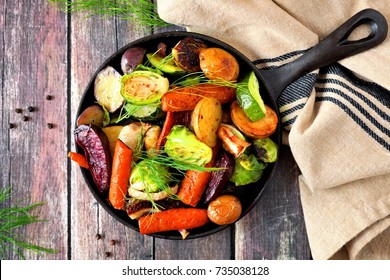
[102,125,124,157]
[230,101,278,139]
[94,66,124,113]
[199,48,240,81]
[118,122,152,159]
[76,105,105,127]
[144,125,161,154]
[192,97,222,148]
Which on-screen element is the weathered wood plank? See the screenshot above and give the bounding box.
[155,229,233,260]
[70,13,154,259]
[235,145,311,259]
[1,0,68,259]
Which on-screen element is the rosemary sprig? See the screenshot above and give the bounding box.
[0,186,57,259]
[49,0,171,28]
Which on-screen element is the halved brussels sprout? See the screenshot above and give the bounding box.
[164,125,212,166]
[120,70,169,105]
[253,138,278,163]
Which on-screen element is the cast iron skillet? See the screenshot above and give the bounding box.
[76,9,387,239]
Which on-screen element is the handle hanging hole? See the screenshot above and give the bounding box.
[340,19,378,45]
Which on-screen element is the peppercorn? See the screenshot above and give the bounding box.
[9,123,15,129]
[22,116,29,122]
[109,240,116,246]
[47,123,54,129]
[46,95,53,100]
[27,106,35,112]
[95,234,102,240]
[15,108,22,113]
[104,252,111,258]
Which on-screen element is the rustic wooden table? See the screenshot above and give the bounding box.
[1,1,311,260]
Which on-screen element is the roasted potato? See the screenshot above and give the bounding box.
[121,47,146,74]
[172,37,207,72]
[199,47,240,81]
[230,101,278,139]
[76,105,105,127]
[191,97,222,148]
[102,125,124,157]
[207,195,242,225]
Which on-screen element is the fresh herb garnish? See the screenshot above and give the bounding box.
[49,0,171,29]
[0,186,57,259]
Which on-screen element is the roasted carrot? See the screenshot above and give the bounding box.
[138,208,209,234]
[177,170,212,207]
[68,151,89,169]
[156,111,190,150]
[161,84,236,112]
[177,143,220,207]
[108,139,133,210]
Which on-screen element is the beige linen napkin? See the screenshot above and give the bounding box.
[157,0,390,259]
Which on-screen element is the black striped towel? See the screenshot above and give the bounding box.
[158,0,390,259]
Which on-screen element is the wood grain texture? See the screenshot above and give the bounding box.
[69,12,154,259]
[235,145,311,259]
[1,0,68,259]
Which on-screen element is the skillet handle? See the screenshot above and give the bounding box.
[259,8,388,99]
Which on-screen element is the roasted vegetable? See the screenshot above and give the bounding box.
[161,84,236,112]
[129,184,178,201]
[191,97,222,148]
[146,52,186,77]
[253,138,278,163]
[138,208,209,234]
[164,125,212,166]
[129,160,172,193]
[217,124,251,157]
[231,101,278,139]
[144,125,161,156]
[102,125,124,157]
[109,139,133,210]
[118,122,151,159]
[122,102,164,121]
[120,70,169,105]
[199,47,240,81]
[68,151,89,169]
[94,66,124,113]
[76,105,105,127]
[229,154,266,186]
[172,37,207,72]
[126,200,159,220]
[121,47,146,74]
[207,195,242,225]
[236,71,266,121]
[74,124,112,194]
[204,150,235,204]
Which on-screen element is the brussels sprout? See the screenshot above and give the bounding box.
[164,125,212,166]
[253,138,278,163]
[120,70,169,105]
[129,160,171,193]
[229,154,266,186]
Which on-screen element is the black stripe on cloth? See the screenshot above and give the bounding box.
[316,94,390,151]
[316,78,390,122]
[280,102,306,117]
[283,115,298,128]
[278,73,317,107]
[252,49,309,65]
[320,64,390,108]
